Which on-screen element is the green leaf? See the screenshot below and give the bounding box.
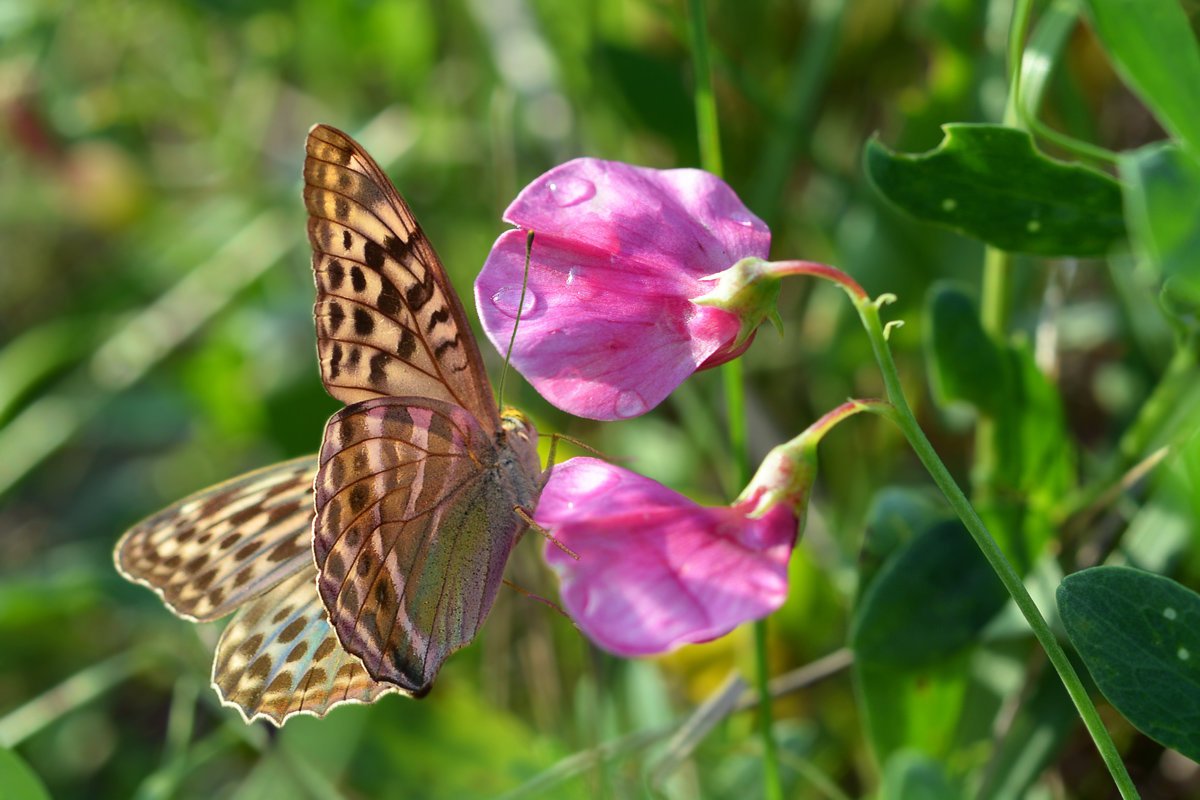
[1119,143,1200,314]
[852,520,1008,667]
[854,653,974,765]
[1083,0,1200,155]
[858,487,946,597]
[865,124,1126,256]
[1058,566,1200,760]
[879,750,958,800]
[924,285,1074,568]
[0,746,51,800]
[853,519,1011,764]
[925,283,1007,415]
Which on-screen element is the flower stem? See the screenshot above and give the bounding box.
[687,0,724,179]
[848,292,1140,799]
[685,1,778,795]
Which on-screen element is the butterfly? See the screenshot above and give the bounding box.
[115,124,544,725]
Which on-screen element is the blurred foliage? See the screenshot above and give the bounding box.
[2,0,1200,797]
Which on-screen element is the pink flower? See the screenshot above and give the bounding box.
[474,158,770,420]
[537,457,802,656]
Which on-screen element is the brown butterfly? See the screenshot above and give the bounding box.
[115,124,543,725]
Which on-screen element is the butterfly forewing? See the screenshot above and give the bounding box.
[212,566,400,725]
[304,125,498,429]
[115,458,318,622]
[313,396,540,694]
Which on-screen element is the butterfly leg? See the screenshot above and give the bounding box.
[515,506,579,560]
[500,578,575,623]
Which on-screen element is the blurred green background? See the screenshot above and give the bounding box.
[0,0,1185,797]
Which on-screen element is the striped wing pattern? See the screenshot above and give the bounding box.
[304,124,498,429]
[212,567,399,724]
[115,458,317,622]
[313,396,539,695]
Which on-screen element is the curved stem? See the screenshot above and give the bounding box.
[847,292,1139,799]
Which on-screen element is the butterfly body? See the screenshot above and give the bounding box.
[114,124,542,724]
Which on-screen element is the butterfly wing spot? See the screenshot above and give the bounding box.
[233,541,261,561]
[278,617,307,644]
[267,534,310,564]
[368,353,390,387]
[326,260,346,290]
[348,483,371,513]
[286,641,309,663]
[342,230,352,250]
[353,308,375,336]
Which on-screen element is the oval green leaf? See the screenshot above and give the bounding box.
[925,284,1006,415]
[1057,565,1200,760]
[866,124,1126,256]
[851,520,1008,667]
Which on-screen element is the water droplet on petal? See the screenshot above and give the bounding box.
[491,287,538,319]
[547,177,596,207]
[613,390,649,419]
[727,209,756,227]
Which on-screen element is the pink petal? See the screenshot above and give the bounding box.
[537,458,797,656]
[502,158,770,278]
[476,230,741,419]
[475,159,769,421]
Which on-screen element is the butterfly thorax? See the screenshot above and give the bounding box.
[498,406,542,498]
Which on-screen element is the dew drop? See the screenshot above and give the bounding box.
[1164,607,1178,620]
[1027,219,1041,233]
[490,287,538,319]
[727,209,757,227]
[613,390,649,419]
[942,198,957,212]
[1179,647,1190,661]
[547,177,596,207]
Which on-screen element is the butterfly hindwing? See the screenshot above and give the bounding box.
[304,125,498,430]
[313,396,540,695]
[114,457,317,622]
[212,566,400,725]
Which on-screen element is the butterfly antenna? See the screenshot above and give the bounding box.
[496,230,535,412]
